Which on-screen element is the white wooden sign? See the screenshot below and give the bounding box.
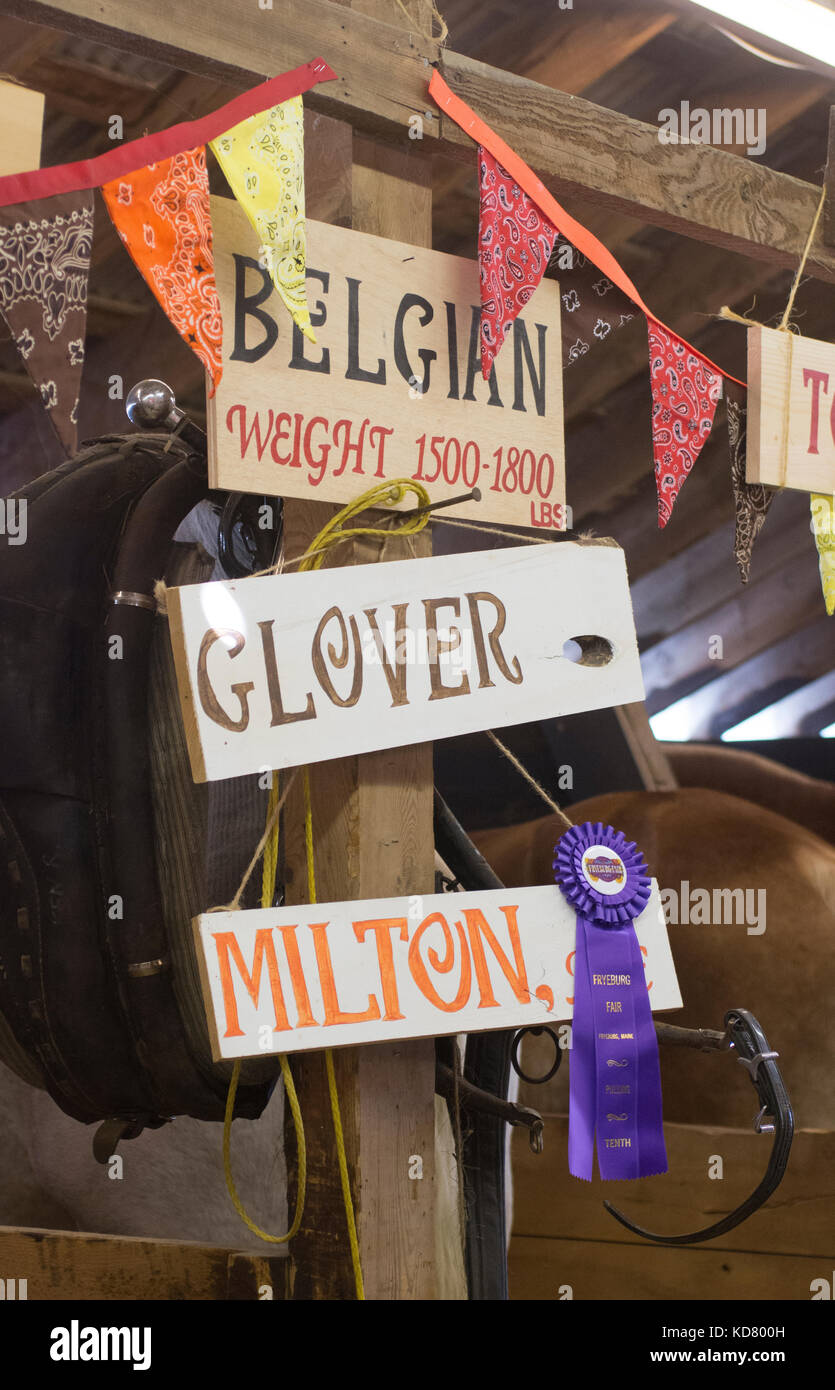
[167,541,645,783]
[747,323,835,493]
[195,882,682,1060]
[207,196,567,531]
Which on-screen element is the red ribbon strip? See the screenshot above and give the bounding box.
[0,59,337,210]
[429,68,746,389]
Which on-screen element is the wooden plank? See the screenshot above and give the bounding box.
[439,50,835,283]
[722,668,835,739]
[0,1226,287,1299]
[0,77,43,175]
[6,0,835,281]
[747,323,835,493]
[630,492,811,644]
[166,542,646,782]
[651,616,835,740]
[207,198,566,529]
[521,2,676,93]
[193,881,681,1059]
[511,1116,835,1259]
[509,1234,826,1301]
[640,541,824,715]
[280,112,440,1301]
[614,703,677,791]
[0,0,440,140]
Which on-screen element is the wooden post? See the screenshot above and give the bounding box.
[0,77,43,176]
[281,101,441,1298]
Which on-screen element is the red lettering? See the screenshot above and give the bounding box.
[802,368,830,455]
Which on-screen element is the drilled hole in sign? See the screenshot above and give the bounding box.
[562,635,614,668]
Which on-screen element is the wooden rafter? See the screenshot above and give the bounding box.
[4,0,835,280]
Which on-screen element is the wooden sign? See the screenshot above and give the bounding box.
[747,323,835,493]
[167,541,645,783]
[207,196,567,531]
[195,882,682,1061]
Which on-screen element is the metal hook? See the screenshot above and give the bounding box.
[603,1009,793,1246]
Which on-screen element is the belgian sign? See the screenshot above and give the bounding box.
[167,541,645,783]
[194,882,682,1060]
[747,323,835,493]
[207,196,566,530]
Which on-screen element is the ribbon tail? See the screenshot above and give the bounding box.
[568,917,596,1181]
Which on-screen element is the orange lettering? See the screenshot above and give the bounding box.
[212,929,290,1038]
[463,904,531,1009]
[408,912,471,1013]
[278,924,319,1027]
[308,922,380,1026]
[353,918,408,1020]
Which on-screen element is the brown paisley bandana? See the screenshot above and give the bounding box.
[725,378,775,583]
[0,190,93,456]
[551,234,636,370]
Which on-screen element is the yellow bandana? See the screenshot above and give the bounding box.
[211,96,314,342]
[811,494,835,616]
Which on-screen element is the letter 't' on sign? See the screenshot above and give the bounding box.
[166,542,644,784]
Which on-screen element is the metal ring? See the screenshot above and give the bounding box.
[110,589,157,611]
[511,1026,562,1084]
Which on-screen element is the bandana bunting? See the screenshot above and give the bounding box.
[649,320,723,528]
[103,148,223,391]
[211,96,314,343]
[478,147,557,379]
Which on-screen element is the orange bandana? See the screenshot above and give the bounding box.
[103,146,222,391]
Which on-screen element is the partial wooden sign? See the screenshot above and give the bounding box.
[167,541,645,783]
[195,882,682,1060]
[747,323,835,493]
[0,79,43,176]
[207,196,566,531]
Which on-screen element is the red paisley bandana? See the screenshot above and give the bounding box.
[649,320,722,528]
[478,147,557,378]
[103,147,222,391]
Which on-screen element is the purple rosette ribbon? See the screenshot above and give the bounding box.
[554,821,667,1182]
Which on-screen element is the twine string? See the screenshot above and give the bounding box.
[485,730,573,832]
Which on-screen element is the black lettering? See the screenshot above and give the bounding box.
[513,320,548,416]
[230,254,278,364]
[289,268,330,374]
[463,305,503,406]
[394,293,437,394]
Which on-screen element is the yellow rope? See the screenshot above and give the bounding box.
[222,768,307,1244]
[223,479,431,1278]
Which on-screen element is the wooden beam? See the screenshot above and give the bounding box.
[649,614,835,740]
[520,1,676,94]
[721,669,835,739]
[6,0,835,281]
[0,1225,288,1299]
[630,492,810,644]
[511,1118,835,1262]
[280,106,441,1301]
[642,540,824,715]
[438,50,835,282]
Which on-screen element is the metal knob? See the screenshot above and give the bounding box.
[125,379,183,431]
